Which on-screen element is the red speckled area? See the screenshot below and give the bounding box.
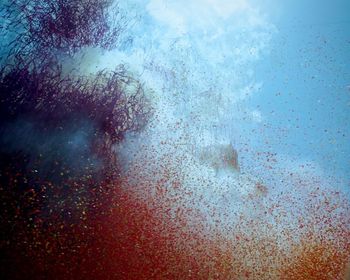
[1,140,350,279]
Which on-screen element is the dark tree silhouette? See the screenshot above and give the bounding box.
[1,0,125,62]
[0,1,151,279]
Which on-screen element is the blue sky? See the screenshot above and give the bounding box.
[245,0,350,188]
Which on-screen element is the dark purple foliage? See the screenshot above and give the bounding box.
[1,64,149,140]
[2,0,125,60]
[0,1,151,278]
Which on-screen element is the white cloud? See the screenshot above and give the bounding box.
[207,0,248,18]
[250,110,263,123]
[146,0,250,33]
